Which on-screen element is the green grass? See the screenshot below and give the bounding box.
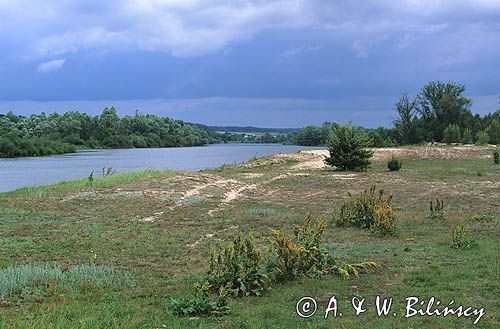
[0,147,498,328]
[0,169,173,200]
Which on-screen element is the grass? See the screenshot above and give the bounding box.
[0,146,499,328]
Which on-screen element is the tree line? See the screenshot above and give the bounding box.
[0,107,220,157]
[296,81,500,147]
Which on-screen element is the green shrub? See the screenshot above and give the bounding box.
[206,233,268,297]
[387,156,402,171]
[169,281,230,317]
[493,149,499,165]
[475,131,490,146]
[451,224,478,249]
[461,128,473,144]
[334,186,396,236]
[429,198,445,220]
[442,124,461,144]
[325,124,374,171]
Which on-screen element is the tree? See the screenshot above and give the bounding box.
[461,128,473,144]
[475,131,490,146]
[485,118,500,145]
[442,124,461,144]
[417,81,472,142]
[296,125,327,146]
[393,93,418,144]
[325,124,374,171]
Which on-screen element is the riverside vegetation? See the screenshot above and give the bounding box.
[2,81,499,158]
[0,141,498,328]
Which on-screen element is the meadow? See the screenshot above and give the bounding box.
[0,145,498,328]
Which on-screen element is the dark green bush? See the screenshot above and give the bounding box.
[325,124,374,171]
[387,156,402,171]
[494,149,499,164]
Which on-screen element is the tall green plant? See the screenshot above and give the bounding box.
[325,124,374,171]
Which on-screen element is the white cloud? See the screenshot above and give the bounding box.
[36,58,66,73]
[281,45,321,59]
[1,0,499,61]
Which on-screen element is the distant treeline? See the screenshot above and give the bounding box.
[0,107,219,157]
[207,126,299,134]
[295,81,500,147]
[2,81,498,158]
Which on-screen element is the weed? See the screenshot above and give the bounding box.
[429,198,445,220]
[86,171,94,187]
[168,281,231,317]
[206,233,268,297]
[334,186,396,236]
[470,210,496,222]
[451,224,478,249]
[494,149,499,164]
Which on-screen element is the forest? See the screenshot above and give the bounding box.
[296,81,500,147]
[0,107,220,157]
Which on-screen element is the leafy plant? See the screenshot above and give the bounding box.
[86,171,94,187]
[451,224,478,249]
[493,149,499,165]
[206,233,268,297]
[429,198,445,220]
[324,124,374,171]
[471,210,496,222]
[268,214,332,282]
[169,281,231,317]
[334,186,396,236]
[387,156,402,171]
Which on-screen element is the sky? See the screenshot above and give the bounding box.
[0,0,499,128]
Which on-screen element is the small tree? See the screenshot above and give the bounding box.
[461,128,473,144]
[325,124,374,171]
[475,131,490,146]
[442,124,461,144]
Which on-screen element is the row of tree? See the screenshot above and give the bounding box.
[0,107,220,157]
[296,81,500,147]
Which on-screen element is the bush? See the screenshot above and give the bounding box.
[461,128,473,144]
[169,281,230,317]
[268,214,377,281]
[442,124,461,144]
[429,198,445,220]
[475,131,490,146]
[387,156,402,171]
[494,149,499,165]
[334,186,396,236]
[451,224,478,249]
[206,233,268,297]
[268,214,331,282]
[325,124,374,171]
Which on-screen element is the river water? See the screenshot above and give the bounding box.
[0,144,322,192]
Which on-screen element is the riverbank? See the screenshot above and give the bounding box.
[0,145,498,328]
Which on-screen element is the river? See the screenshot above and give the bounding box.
[0,144,323,192]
